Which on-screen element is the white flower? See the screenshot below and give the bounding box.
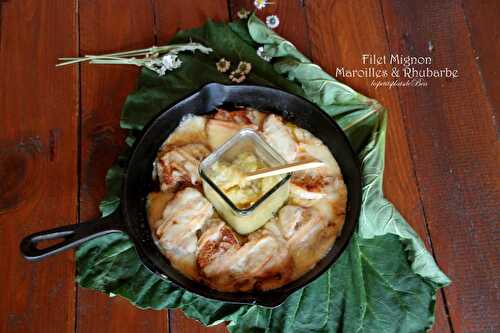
[237,8,251,19]
[147,54,183,76]
[266,15,280,29]
[256,46,272,62]
[144,60,162,75]
[254,0,271,10]
[162,54,182,70]
[143,54,182,76]
[157,66,167,76]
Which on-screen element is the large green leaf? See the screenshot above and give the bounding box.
[226,234,438,333]
[246,14,449,286]
[77,233,436,333]
[76,14,449,333]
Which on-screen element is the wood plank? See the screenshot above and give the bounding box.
[77,1,167,332]
[154,1,230,331]
[154,0,230,43]
[229,0,311,57]
[462,0,500,128]
[169,310,228,333]
[379,0,500,332]
[304,1,452,332]
[0,1,78,333]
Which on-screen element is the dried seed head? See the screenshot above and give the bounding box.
[229,70,246,83]
[237,61,252,74]
[216,58,231,73]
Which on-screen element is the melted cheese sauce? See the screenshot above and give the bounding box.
[147,108,347,292]
[207,152,280,209]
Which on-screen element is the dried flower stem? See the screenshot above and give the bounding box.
[56,43,212,67]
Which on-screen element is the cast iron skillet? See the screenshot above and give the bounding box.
[20,83,362,307]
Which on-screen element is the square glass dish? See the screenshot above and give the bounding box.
[200,128,291,235]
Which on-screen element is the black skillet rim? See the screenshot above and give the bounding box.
[121,82,362,308]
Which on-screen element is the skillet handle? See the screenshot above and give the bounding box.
[20,212,124,261]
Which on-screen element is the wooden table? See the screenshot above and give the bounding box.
[1,1,498,332]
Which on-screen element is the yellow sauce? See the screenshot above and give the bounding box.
[207,152,279,209]
[203,152,289,235]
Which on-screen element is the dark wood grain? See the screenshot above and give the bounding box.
[154,0,230,44]
[77,1,167,333]
[230,0,311,58]
[153,2,230,332]
[169,310,228,333]
[1,1,498,333]
[380,0,500,332]
[0,1,78,332]
[462,0,500,128]
[304,1,453,332]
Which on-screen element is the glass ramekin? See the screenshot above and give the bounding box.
[200,128,290,234]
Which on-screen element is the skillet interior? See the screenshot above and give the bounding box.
[122,83,362,307]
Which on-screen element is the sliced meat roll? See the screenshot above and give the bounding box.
[197,220,241,270]
[289,174,345,207]
[200,222,293,292]
[262,114,298,163]
[206,108,261,149]
[155,143,210,192]
[153,187,214,279]
[164,114,208,146]
[277,203,344,279]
